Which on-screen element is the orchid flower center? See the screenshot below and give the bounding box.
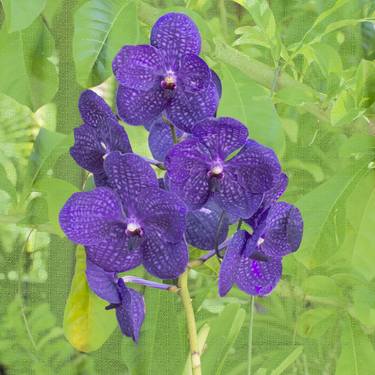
[161,72,177,90]
[257,237,264,246]
[126,222,142,236]
[209,162,224,178]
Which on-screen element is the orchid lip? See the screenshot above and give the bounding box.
[161,71,177,90]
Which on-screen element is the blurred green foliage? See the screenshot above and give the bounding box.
[0,0,375,374]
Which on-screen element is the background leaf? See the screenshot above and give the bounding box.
[0,18,58,111]
[1,0,46,32]
[73,0,141,87]
[63,246,117,352]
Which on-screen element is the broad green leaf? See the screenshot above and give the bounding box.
[218,65,285,155]
[1,0,46,32]
[63,247,117,352]
[355,59,375,107]
[349,286,375,328]
[295,162,368,268]
[122,287,188,375]
[335,317,375,375]
[270,346,303,375]
[73,0,140,87]
[24,128,73,197]
[351,177,375,280]
[0,163,17,203]
[201,303,246,375]
[0,18,58,111]
[296,308,337,338]
[35,177,79,236]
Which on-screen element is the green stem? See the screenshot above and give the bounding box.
[178,270,201,375]
[248,296,255,375]
[163,115,178,144]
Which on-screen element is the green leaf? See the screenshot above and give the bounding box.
[63,246,117,352]
[335,317,375,375]
[296,308,337,338]
[73,0,140,87]
[201,303,246,375]
[339,134,375,159]
[232,0,281,62]
[331,90,362,127]
[34,177,79,236]
[295,162,368,268]
[122,287,188,375]
[270,346,303,375]
[1,0,46,32]
[351,178,375,280]
[0,163,17,203]
[302,275,343,301]
[24,128,73,197]
[217,65,285,155]
[0,18,58,111]
[275,86,316,107]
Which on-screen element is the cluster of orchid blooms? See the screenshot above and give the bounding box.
[59,12,303,342]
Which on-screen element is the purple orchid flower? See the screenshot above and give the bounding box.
[112,12,219,132]
[218,202,303,297]
[70,90,132,186]
[165,117,282,219]
[185,200,229,250]
[59,152,188,279]
[147,115,184,162]
[86,260,145,341]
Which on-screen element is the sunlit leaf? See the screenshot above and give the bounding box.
[121,287,188,375]
[0,18,58,111]
[201,303,246,374]
[335,317,375,375]
[1,0,46,32]
[218,65,285,155]
[64,246,117,352]
[73,0,141,87]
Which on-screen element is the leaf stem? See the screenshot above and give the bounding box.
[178,270,201,375]
[248,296,255,375]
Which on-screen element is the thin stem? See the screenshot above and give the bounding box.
[188,239,230,268]
[163,115,178,144]
[248,296,255,375]
[122,276,179,292]
[142,157,166,170]
[178,271,201,375]
[214,211,226,258]
[18,230,38,353]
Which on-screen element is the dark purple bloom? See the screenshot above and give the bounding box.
[218,202,303,297]
[219,230,282,297]
[59,152,188,279]
[250,201,304,258]
[148,115,184,162]
[113,12,219,132]
[165,117,282,218]
[86,260,145,341]
[185,200,229,250]
[70,90,132,186]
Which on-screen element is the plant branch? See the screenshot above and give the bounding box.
[178,271,201,375]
